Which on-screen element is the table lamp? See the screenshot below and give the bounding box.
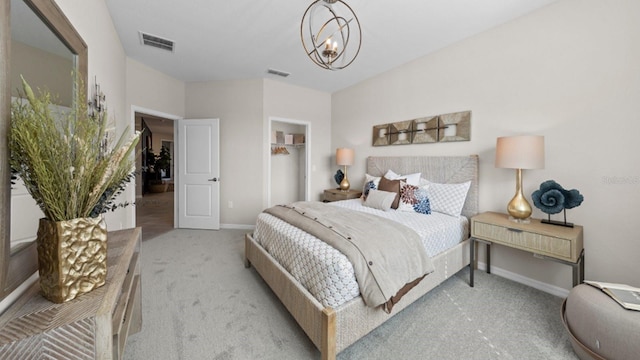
[495,135,545,222]
[336,148,354,191]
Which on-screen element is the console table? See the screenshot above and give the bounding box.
[0,227,142,359]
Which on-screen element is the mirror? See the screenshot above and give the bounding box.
[0,0,87,301]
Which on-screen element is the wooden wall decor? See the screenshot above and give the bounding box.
[389,120,413,145]
[371,110,471,146]
[439,111,471,142]
[412,116,441,144]
[372,124,390,146]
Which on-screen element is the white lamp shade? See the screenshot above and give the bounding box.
[495,135,545,169]
[336,148,354,166]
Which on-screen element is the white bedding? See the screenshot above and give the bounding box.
[254,199,469,308]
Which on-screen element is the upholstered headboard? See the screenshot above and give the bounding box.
[366,155,479,219]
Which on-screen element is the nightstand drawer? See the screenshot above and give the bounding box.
[471,211,583,263]
[473,221,572,260]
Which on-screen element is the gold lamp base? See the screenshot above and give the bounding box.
[339,165,350,191]
[507,169,532,223]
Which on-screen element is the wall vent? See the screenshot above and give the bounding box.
[267,68,291,78]
[139,31,175,52]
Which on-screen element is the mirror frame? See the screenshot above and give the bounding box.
[0,0,87,300]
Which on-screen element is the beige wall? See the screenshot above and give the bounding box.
[126,59,184,198]
[126,57,186,118]
[11,41,73,106]
[185,79,264,227]
[56,0,132,230]
[332,0,640,291]
[184,78,332,227]
[263,79,333,204]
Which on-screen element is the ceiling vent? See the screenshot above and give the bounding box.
[139,31,174,52]
[267,68,290,78]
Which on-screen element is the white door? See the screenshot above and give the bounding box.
[177,118,220,229]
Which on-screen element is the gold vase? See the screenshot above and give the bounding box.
[36,216,108,303]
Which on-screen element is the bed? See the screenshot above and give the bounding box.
[244,155,479,360]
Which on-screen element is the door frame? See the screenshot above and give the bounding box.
[266,116,311,208]
[130,105,181,229]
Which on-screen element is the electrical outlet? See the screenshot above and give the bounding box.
[228,201,233,209]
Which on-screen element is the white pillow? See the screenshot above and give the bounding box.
[363,190,396,211]
[362,174,381,199]
[384,169,422,186]
[426,181,471,217]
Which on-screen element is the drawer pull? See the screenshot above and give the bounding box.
[507,228,523,233]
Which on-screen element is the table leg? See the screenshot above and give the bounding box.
[470,238,475,287]
[486,242,491,274]
[572,250,585,287]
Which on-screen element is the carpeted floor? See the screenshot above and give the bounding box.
[123,228,579,360]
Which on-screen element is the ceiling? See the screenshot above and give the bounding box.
[105,0,558,94]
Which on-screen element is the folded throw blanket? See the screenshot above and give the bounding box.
[264,201,435,312]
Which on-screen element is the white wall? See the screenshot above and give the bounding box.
[332,0,640,290]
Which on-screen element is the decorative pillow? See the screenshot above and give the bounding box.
[426,181,471,217]
[378,176,403,209]
[363,190,397,211]
[362,174,381,199]
[398,181,431,215]
[384,169,421,186]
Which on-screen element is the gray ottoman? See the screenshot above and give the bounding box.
[562,284,640,360]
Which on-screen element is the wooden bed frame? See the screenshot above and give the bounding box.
[245,155,479,360]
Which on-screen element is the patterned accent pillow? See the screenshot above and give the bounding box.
[398,181,431,214]
[426,181,471,217]
[362,174,381,199]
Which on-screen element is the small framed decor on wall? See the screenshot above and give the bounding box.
[389,120,413,145]
[412,116,441,144]
[439,111,471,142]
[372,124,390,146]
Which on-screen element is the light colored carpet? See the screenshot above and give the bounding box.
[123,229,579,360]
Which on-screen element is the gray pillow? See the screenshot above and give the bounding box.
[363,190,397,211]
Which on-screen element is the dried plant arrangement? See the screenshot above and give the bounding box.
[9,76,140,221]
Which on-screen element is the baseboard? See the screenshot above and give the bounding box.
[477,262,570,298]
[220,224,255,230]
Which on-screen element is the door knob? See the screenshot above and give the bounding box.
[208,177,219,182]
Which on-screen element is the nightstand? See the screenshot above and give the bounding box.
[469,211,584,288]
[323,189,362,202]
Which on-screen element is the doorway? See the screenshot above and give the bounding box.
[267,117,311,207]
[135,111,176,240]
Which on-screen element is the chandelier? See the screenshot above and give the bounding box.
[300,0,362,70]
